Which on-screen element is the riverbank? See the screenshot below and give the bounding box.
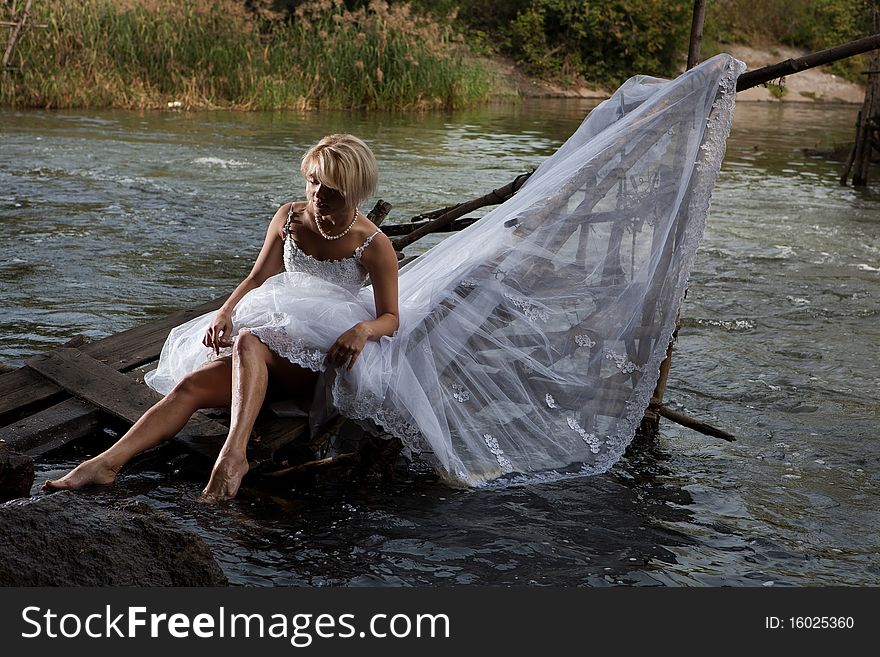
[497,44,866,104]
[0,0,866,110]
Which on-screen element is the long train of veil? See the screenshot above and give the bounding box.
[315,53,747,487]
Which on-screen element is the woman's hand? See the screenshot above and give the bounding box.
[326,323,371,371]
[203,309,234,355]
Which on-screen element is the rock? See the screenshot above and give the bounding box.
[0,443,34,502]
[0,492,227,586]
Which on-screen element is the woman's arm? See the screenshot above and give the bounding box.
[326,231,400,370]
[204,204,293,354]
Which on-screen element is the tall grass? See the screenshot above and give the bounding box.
[0,0,492,110]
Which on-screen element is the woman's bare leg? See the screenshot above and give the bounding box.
[44,357,234,490]
[202,331,319,501]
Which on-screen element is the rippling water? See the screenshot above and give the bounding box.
[2,99,878,586]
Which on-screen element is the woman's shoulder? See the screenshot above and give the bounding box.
[355,218,394,262]
[353,214,386,243]
[281,200,307,217]
[271,201,306,238]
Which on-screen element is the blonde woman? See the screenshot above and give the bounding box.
[46,134,399,500]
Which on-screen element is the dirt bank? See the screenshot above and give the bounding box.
[490,44,866,104]
[725,44,865,104]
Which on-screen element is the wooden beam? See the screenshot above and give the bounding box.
[82,295,227,371]
[737,33,880,91]
[23,348,227,438]
[382,217,478,237]
[392,172,532,250]
[654,403,736,441]
[1,397,103,456]
[0,295,228,422]
[367,199,392,226]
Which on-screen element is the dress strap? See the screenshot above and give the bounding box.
[283,203,295,239]
[354,230,382,260]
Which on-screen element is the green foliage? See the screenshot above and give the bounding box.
[429,0,692,88]
[0,0,492,110]
[767,83,787,99]
[705,0,876,81]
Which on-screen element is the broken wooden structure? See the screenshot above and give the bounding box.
[2,0,45,70]
[841,8,880,186]
[3,33,880,489]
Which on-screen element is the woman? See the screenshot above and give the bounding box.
[47,55,744,494]
[45,134,400,500]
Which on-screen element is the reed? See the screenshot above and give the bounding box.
[0,0,492,110]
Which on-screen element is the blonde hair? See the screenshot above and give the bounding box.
[300,134,378,208]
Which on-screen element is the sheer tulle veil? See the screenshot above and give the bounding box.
[316,53,747,487]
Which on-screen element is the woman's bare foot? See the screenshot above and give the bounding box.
[201,453,249,501]
[43,457,119,491]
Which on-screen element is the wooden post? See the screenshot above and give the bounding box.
[645,3,709,436]
[687,0,707,70]
[2,0,31,69]
[840,6,880,187]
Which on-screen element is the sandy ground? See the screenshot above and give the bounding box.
[490,44,866,104]
[725,44,865,104]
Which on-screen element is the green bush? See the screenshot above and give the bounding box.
[705,0,875,81]
[441,0,692,87]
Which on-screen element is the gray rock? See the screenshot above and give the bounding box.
[0,443,34,502]
[0,492,227,586]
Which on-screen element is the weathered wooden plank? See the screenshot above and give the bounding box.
[2,359,310,467]
[83,295,226,371]
[0,367,65,425]
[0,295,226,422]
[24,348,228,438]
[1,397,103,456]
[252,415,310,456]
[174,415,310,469]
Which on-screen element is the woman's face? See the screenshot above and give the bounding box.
[306,170,347,216]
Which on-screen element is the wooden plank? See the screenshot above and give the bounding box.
[83,295,226,371]
[24,348,228,438]
[0,295,226,421]
[1,397,103,456]
[0,367,65,424]
[2,350,309,466]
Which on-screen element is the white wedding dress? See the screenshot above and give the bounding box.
[145,54,746,488]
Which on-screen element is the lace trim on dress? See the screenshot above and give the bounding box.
[328,376,427,453]
[246,327,328,372]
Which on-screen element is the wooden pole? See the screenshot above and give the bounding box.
[647,3,709,435]
[737,33,880,91]
[391,172,532,251]
[654,403,735,441]
[2,0,31,69]
[687,0,707,69]
[852,73,879,186]
[840,110,862,185]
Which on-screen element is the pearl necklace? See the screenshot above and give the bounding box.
[314,206,358,241]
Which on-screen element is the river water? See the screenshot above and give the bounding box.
[1,98,878,586]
